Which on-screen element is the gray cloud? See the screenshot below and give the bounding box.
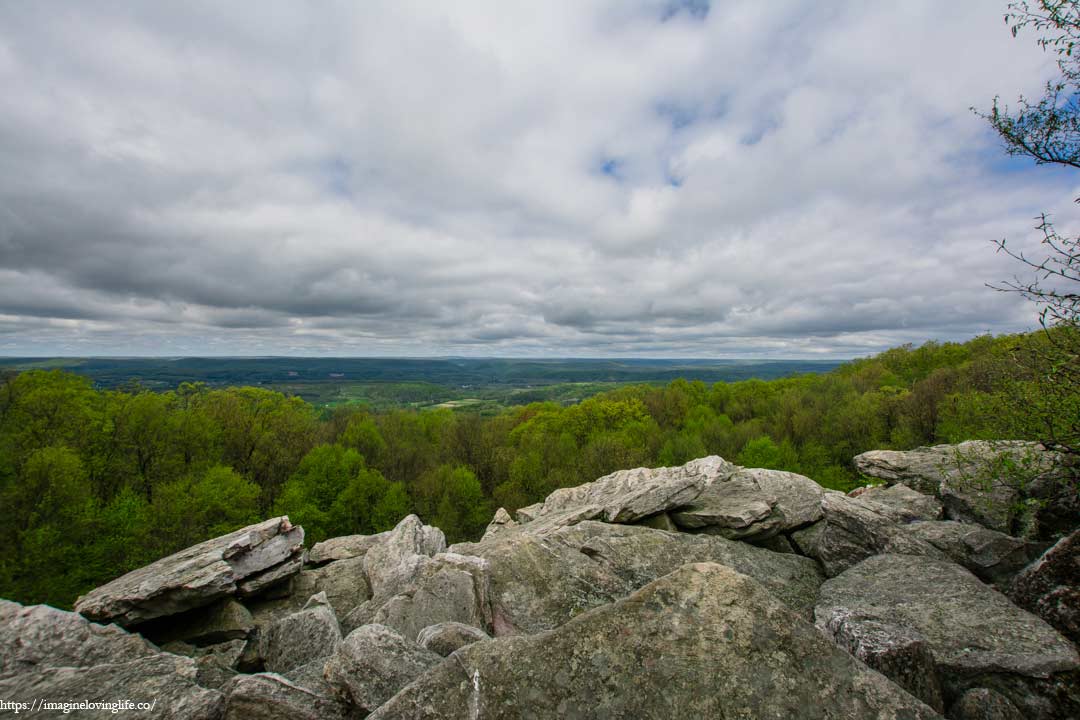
[0,0,1073,358]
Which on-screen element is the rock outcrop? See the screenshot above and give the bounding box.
[6,449,1076,719]
[74,517,304,627]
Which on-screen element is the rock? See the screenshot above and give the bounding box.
[1009,530,1080,645]
[369,563,942,720]
[853,441,1070,535]
[237,555,304,597]
[480,507,517,540]
[308,531,390,565]
[363,552,492,640]
[671,467,824,540]
[163,639,247,690]
[906,521,1044,585]
[138,597,254,647]
[323,624,441,714]
[291,556,371,620]
[262,592,342,674]
[223,673,351,720]
[0,600,224,718]
[816,554,1080,719]
[452,519,823,635]
[790,494,946,576]
[820,612,944,712]
[949,688,1025,720]
[74,517,304,627]
[519,455,736,525]
[416,622,490,657]
[850,483,944,522]
[363,515,446,599]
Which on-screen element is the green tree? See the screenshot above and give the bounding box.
[981,0,1080,454]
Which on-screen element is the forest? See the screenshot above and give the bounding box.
[1,328,1075,610]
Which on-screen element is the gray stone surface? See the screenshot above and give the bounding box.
[790,494,946,576]
[850,483,944,522]
[949,688,1025,720]
[369,563,942,720]
[671,467,824,539]
[74,517,304,626]
[481,507,517,540]
[1009,530,1080,645]
[323,623,441,714]
[905,521,1043,585]
[363,514,446,599]
[290,556,371,620]
[223,672,351,720]
[820,612,944,712]
[364,552,492,640]
[0,600,224,719]
[519,455,736,525]
[816,554,1079,719]
[416,621,490,657]
[453,519,824,635]
[262,592,342,674]
[308,531,389,565]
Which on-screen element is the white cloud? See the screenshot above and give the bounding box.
[0,0,1072,357]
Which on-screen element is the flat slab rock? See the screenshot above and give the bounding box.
[905,520,1044,586]
[670,467,824,539]
[849,483,944,522]
[0,599,224,719]
[816,554,1079,719]
[516,455,735,525]
[75,517,304,627]
[368,563,942,720]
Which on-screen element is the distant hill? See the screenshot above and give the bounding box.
[0,357,844,390]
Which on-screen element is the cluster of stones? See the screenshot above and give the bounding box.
[1,441,1076,719]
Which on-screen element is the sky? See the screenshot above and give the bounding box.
[0,0,1077,359]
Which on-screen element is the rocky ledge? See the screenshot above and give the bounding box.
[2,443,1077,719]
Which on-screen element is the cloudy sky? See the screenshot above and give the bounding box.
[0,1,1076,358]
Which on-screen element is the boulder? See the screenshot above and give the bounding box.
[162,639,246,690]
[670,467,824,539]
[518,455,736,526]
[905,521,1044,585]
[363,515,446,599]
[223,673,351,720]
[308,531,390,565]
[849,483,944,522]
[1009,530,1080,645]
[74,517,304,627]
[262,593,342,675]
[369,563,942,720]
[416,622,490,657]
[853,442,1071,535]
[816,554,1080,719]
[452,519,823,635]
[360,552,492,640]
[290,556,371,620]
[323,624,441,714]
[790,494,946,576]
[480,507,517,540]
[819,612,944,712]
[0,600,224,719]
[949,688,1025,720]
